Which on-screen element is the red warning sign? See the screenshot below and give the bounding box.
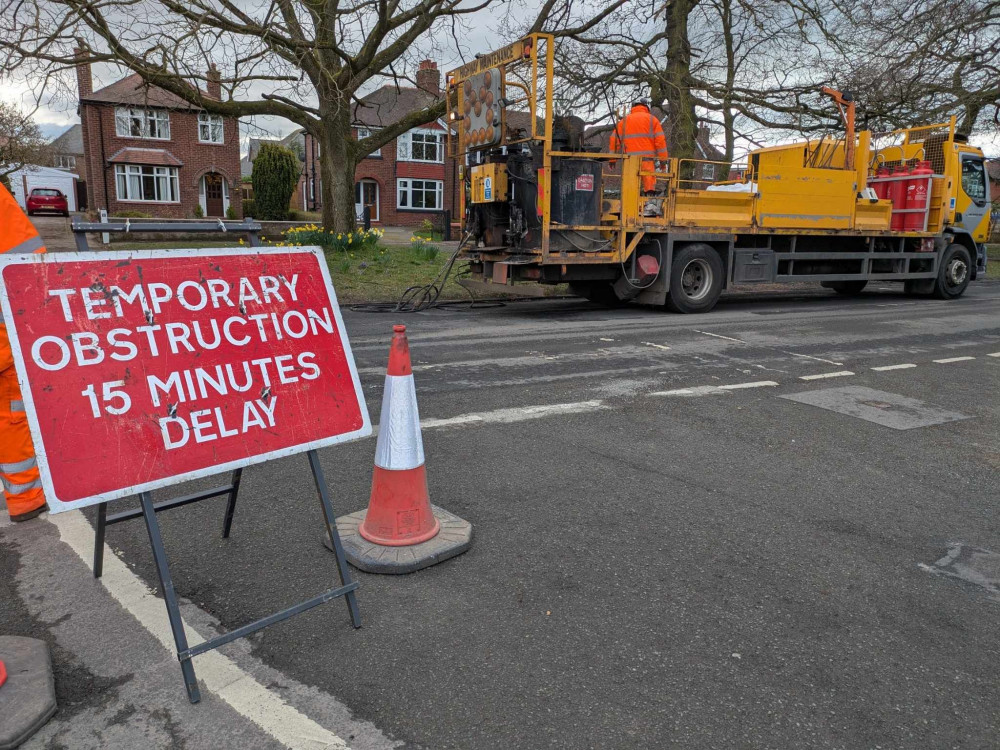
[0,248,371,512]
[575,174,594,191]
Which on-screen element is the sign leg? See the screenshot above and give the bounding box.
[93,502,107,578]
[139,491,201,703]
[221,468,243,539]
[306,450,362,629]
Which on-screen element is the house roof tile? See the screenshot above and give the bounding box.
[353,86,440,128]
[49,124,84,155]
[82,73,213,109]
[106,147,184,167]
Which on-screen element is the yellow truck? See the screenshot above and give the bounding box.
[446,34,992,313]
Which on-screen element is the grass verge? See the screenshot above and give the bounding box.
[987,244,999,279]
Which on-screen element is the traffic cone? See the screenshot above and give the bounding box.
[329,324,472,574]
[359,324,440,545]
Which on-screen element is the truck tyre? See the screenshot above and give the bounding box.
[821,280,868,295]
[934,243,972,300]
[665,244,724,314]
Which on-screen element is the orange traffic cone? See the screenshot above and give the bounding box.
[358,324,440,545]
[329,324,472,574]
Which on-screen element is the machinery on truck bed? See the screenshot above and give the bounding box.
[445,34,992,313]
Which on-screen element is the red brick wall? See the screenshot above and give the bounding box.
[300,124,455,228]
[80,101,242,219]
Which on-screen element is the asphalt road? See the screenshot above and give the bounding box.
[4,280,1000,749]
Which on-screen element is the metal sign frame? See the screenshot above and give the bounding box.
[0,246,370,703]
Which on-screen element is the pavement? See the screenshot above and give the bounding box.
[28,214,78,252]
[2,280,1000,749]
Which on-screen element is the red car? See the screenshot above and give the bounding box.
[26,188,69,216]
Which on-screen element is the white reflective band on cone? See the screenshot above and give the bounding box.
[374,374,425,471]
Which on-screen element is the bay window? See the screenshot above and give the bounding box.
[396,129,443,162]
[115,164,180,202]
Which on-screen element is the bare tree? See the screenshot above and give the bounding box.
[1,0,495,231]
[0,103,50,183]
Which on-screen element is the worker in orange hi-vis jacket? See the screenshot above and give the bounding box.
[0,183,48,521]
[609,99,670,194]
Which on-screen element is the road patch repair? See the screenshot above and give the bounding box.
[779,385,970,430]
[0,637,56,750]
[326,324,472,574]
[919,544,1000,601]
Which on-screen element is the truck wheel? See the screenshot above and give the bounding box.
[934,244,972,300]
[821,281,868,295]
[665,244,723,314]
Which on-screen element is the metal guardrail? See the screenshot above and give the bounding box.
[70,216,263,251]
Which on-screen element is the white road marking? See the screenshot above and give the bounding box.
[871,363,917,371]
[599,337,615,342]
[693,330,746,343]
[785,352,844,366]
[799,370,855,381]
[420,400,609,430]
[642,342,671,350]
[650,381,778,397]
[717,380,780,390]
[49,511,351,750]
[933,356,976,364]
[988,352,1000,358]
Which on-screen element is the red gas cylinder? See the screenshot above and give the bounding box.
[873,165,890,200]
[889,164,909,231]
[904,160,933,231]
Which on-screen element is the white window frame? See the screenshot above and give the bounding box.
[396,178,443,211]
[357,127,381,157]
[396,128,443,163]
[115,107,171,140]
[54,155,76,170]
[114,164,180,203]
[197,113,224,144]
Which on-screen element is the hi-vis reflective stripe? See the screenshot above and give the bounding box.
[373,374,425,471]
[2,477,41,495]
[0,456,36,474]
[5,235,44,254]
[10,400,24,413]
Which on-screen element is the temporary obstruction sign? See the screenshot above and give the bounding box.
[0,247,372,512]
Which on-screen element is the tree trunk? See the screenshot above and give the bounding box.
[317,101,358,234]
[665,0,700,175]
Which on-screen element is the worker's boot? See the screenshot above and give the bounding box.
[10,503,48,522]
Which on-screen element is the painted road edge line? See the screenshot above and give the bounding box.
[933,356,976,364]
[799,370,855,381]
[871,363,917,371]
[49,511,351,750]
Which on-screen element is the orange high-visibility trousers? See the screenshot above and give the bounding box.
[0,184,47,518]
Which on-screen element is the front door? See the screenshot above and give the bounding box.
[205,173,224,217]
[958,154,990,242]
[355,180,379,222]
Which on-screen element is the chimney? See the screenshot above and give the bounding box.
[206,64,222,99]
[416,60,440,97]
[74,48,92,99]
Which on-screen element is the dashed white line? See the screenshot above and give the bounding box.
[693,330,746,343]
[420,400,609,429]
[642,342,671,350]
[933,356,976,364]
[799,370,855,381]
[988,352,1000,358]
[650,381,778,397]
[49,511,352,750]
[871,363,917,371]
[717,380,780,390]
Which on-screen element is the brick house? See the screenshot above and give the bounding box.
[76,58,242,218]
[294,60,453,227]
